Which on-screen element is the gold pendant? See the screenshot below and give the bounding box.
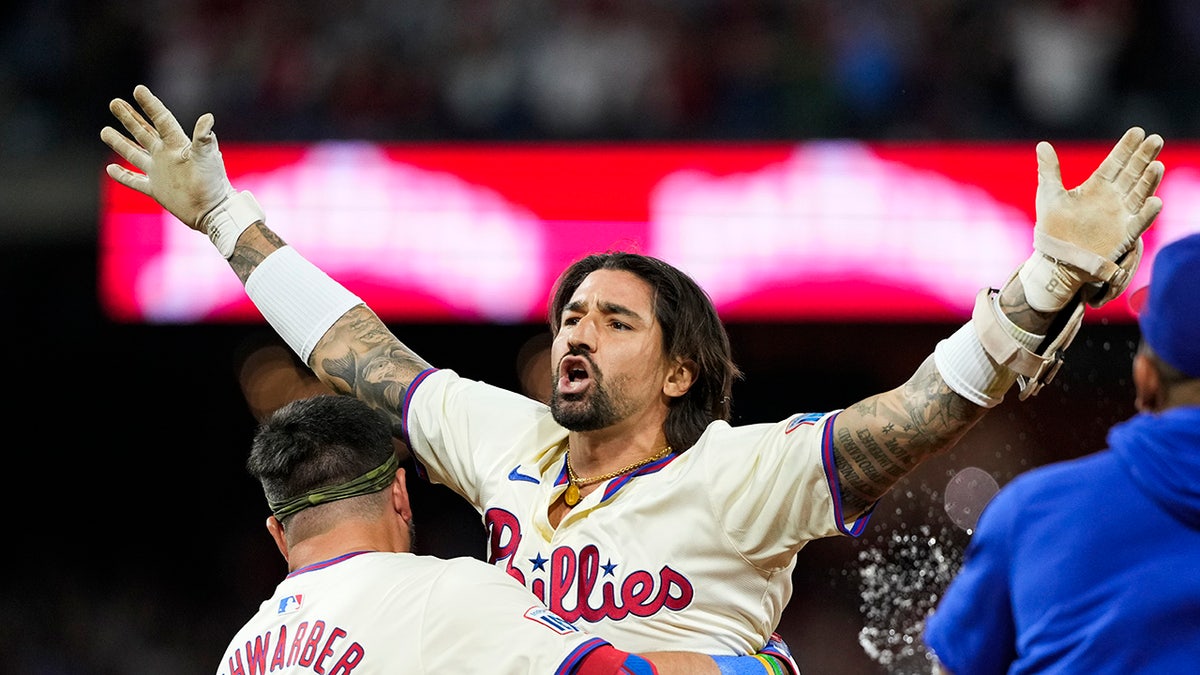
[564,483,581,507]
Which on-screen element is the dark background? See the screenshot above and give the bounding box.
[2,1,1189,673]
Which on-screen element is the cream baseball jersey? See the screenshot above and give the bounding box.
[217,550,609,674]
[402,368,872,656]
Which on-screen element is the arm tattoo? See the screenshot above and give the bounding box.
[230,225,287,283]
[832,355,986,517]
[310,306,432,433]
[829,279,1069,517]
[225,224,431,436]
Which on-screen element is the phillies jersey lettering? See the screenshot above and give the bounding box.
[404,369,869,655]
[489,507,695,622]
[221,620,364,675]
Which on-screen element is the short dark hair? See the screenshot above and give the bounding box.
[548,252,742,451]
[248,395,395,514]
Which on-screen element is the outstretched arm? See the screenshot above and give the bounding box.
[830,280,1037,516]
[830,127,1164,517]
[101,85,425,435]
[230,225,430,426]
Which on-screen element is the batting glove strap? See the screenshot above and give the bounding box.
[1084,237,1143,308]
[199,190,264,258]
[1019,233,1142,312]
[1034,230,1130,285]
[972,285,1084,400]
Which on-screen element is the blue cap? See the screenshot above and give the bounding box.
[1129,233,1200,378]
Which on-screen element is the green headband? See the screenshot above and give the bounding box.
[268,453,400,519]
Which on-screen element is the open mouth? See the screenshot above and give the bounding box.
[558,355,592,395]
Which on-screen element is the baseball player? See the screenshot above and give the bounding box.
[227,393,786,674]
[103,84,1163,664]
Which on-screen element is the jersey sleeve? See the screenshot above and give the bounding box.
[402,368,548,503]
[699,412,870,568]
[922,489,1019,675]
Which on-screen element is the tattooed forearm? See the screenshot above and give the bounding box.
[309,305,432,427]
[222,223,431,437]
[339,306,406,348]
[230,224,287,282]
[833,355,987,516]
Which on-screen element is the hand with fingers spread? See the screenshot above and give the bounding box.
[100,84,263,258]
[1020,126,1165,311]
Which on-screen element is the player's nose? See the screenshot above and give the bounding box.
[567,316,598,353]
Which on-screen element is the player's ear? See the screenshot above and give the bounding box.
[392,467,414,523]
[663,357,696,399]
[266,515,290,561]
[1133,352,1164,412]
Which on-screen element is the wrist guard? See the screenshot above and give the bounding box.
[199,190,264,258]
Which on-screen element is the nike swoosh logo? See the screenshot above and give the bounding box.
[508,466,540,484]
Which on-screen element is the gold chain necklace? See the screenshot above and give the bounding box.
[563,445,671,507]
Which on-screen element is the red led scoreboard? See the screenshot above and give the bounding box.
[99,140,1200,324]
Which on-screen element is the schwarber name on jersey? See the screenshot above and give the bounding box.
[217,550,607,674]
[402,368,872,656]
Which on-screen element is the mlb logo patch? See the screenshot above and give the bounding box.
[277,595,303,615]
[785,412,824,434]
[524,607,580,635]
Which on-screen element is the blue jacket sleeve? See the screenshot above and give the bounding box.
[923,490,1019,675]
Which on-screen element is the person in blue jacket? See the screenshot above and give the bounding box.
[923,231,1200,674]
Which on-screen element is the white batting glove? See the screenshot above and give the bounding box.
[1019,127,1164,311]
[100,84,262,257]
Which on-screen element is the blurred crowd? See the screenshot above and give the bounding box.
[6,0,1200,158]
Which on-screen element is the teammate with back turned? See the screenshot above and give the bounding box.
[102,84,1162,669]
[225,392,794,674]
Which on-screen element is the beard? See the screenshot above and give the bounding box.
[550,379,621,431]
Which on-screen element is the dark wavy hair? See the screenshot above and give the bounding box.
[548,252,742,451]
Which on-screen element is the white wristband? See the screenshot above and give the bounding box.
[934,322,1017,408]
[245,246,363,363]
[200,190,265,258]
